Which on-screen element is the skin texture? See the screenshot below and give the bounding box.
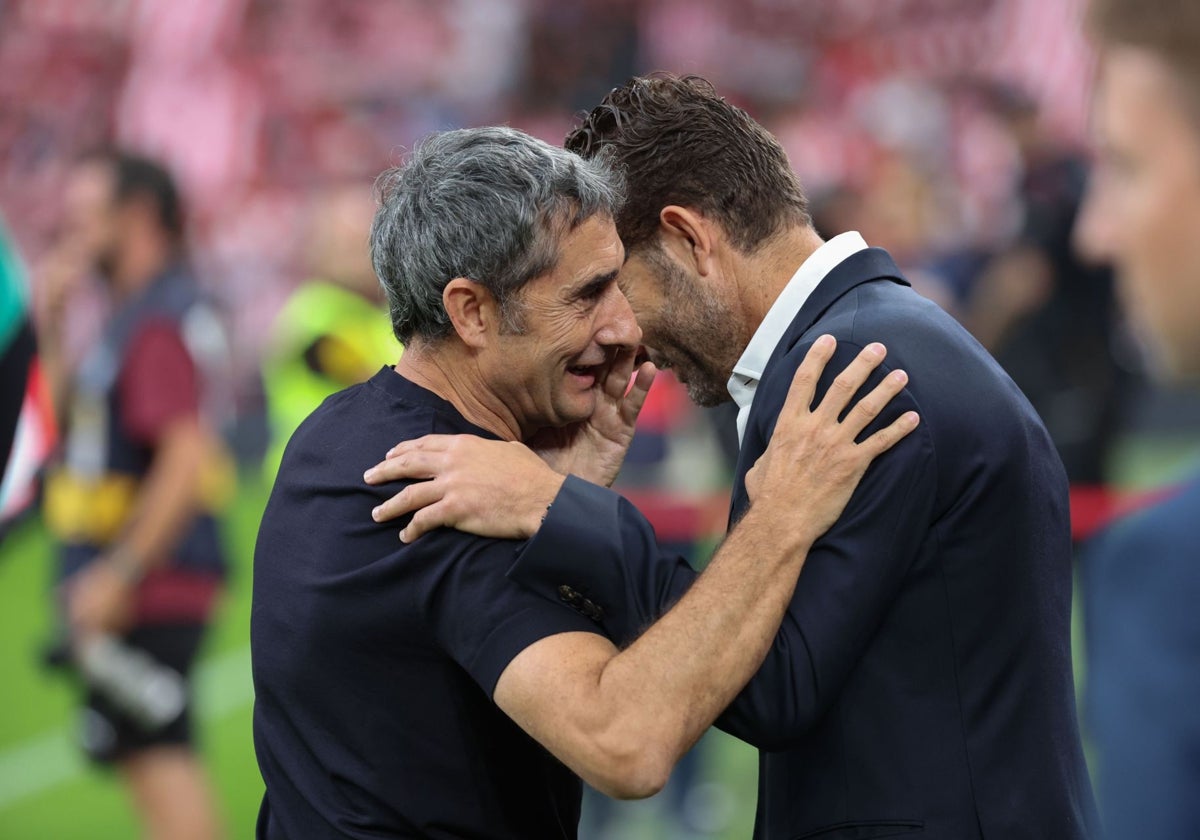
[618,246,744,407]
[1077,46,1200,381]
[396,214,640,443]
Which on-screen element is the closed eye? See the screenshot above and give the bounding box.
[572,270,620,304]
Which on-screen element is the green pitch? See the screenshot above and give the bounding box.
[0,476,759,839]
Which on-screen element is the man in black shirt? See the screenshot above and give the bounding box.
[251,126,915,838]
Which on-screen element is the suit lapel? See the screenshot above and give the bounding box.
[728,248,910,524]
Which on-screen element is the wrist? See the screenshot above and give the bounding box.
[104,546,146,586]
[742,501,815,559]
[525,474,566,538]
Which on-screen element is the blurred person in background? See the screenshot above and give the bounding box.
[260,181,397,479]
[34,150,230,840]
[966,82,1131,541]
[252,126,915,839]
[1075,0,1200,836]
[370,74,1099,839]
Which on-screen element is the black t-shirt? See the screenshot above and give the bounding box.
[252,367,600,839]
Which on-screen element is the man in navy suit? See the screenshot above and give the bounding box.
[369,76,1099,838]
[1074,1,1200,836]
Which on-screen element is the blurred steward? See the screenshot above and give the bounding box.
[34,150,230,840]
[260,182,397,479]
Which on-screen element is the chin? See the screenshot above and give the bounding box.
[683,379,733,408]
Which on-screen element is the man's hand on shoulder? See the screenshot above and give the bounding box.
[364,436,565,543]
[745,335,919,548]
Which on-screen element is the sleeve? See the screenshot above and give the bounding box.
[415,527,608,698]
[509,339,936,749]
[510,474,700,648]
[119,318,200,445]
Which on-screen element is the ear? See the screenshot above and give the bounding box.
[442,278,500,349]
[658,205,714,277]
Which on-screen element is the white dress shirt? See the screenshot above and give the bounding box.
[727,231,869,444]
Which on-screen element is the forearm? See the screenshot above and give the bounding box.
[584,501,813,787]
[107,420,211,575]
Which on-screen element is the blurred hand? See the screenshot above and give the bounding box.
[34,241,90,339]
[66,560,137,636]
[364,437,565,543]
[745,336,919,545]
[526,347,656,487]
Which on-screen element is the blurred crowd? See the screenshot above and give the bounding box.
[0,0,1163,837]
[1,0,1126,482]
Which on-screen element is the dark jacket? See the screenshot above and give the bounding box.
[512,248,1099,839]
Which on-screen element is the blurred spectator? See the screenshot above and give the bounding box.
[35,150,230,840]
[260,181,398,478]
[964,83,1132,537]
[1074,0,1200,836]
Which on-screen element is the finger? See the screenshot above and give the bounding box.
[372,479,444,523]
[365,449,447,484]
[602,347,638,400]
[781,335,836,418]
[621,361,658,423]
[384,434,458,460]
[813,342,887,420]
[841,368,909,438]
[858,410,920,458]
[400,502,451,543]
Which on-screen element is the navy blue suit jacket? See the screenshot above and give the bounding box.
[1084,473,1200,840]
[512,249,1099,839]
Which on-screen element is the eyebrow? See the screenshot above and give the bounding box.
[570,268,620,300]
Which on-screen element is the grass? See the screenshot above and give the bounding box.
[0,475,758,839]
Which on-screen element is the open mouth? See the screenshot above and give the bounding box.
[567,363,600,385]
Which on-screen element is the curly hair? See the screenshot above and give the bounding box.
[565,74,810,255]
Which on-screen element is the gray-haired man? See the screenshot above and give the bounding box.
[250,126,916,838]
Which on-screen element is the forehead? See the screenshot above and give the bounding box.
[1097,47,1200,149]
[540,213,623,287]
[65,161,115,206]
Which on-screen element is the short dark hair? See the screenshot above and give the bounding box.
[565,74,810,255]
[1088,0,1200,119]
[79,149,185,243]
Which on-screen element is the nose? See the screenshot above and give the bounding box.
[596,283,642,349]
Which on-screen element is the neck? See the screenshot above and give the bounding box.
[394,342,522,441]
[735,225,825,328]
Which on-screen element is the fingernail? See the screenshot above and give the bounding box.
[372,506,382,521]
[386,447,396,458]
[904,411,920,426]
[889,369,907,384]
[867,342,885,357]
[817,334,835,349]
[363,469,374,481]
[399,529,409,543]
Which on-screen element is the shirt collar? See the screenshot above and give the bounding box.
[727,231,869,442]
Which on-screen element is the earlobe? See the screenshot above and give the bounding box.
[443,278,494,348]
[659,205,714,276]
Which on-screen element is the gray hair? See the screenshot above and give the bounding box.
[370,126,625,344]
